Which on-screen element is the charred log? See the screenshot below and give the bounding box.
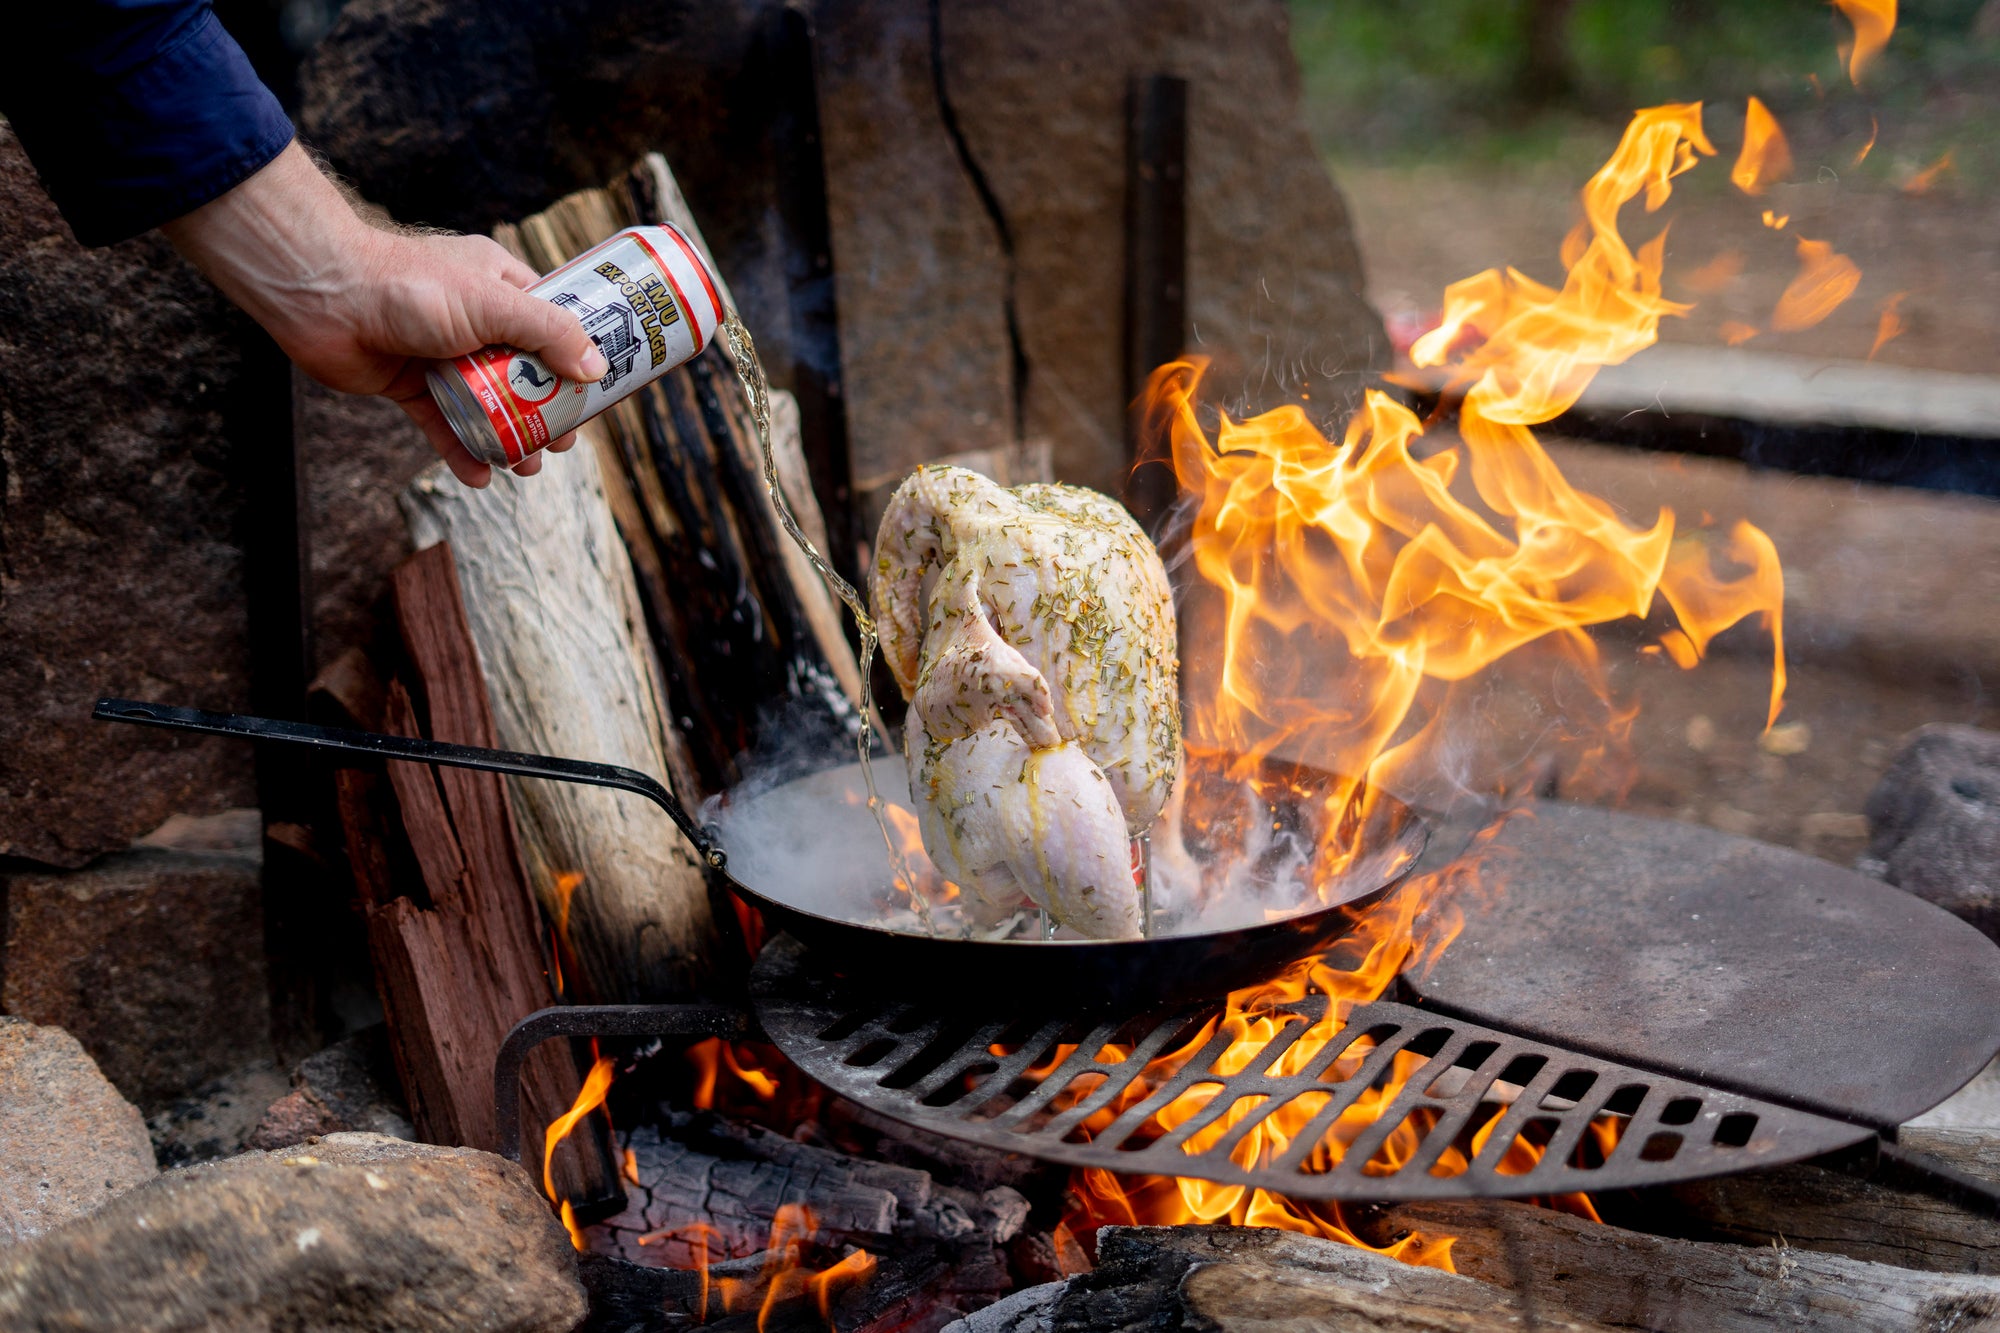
[1368,1199,2000,1333]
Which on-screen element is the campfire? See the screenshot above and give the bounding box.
[10,0,2000,1330]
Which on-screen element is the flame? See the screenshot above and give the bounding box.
[687,1037,825,1124]
[1158,104,1784,822]
[1832,0,1897,84]
[1049,883,1467,1269]
[1061,102,1789,1251]
[1719,321,1760,346]
[1731,97,1792,196]
[1761,210,1789,230]
[1681,249,1743,295]
[542,1054,616,1251]
[636,1203,876,1330]
[1903,150,1954,195]
[1853,115,1879,166]
[1869,292,1909,359]
[549,870,584,998]
[1771,236,1863,332]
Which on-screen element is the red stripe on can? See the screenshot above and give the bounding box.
[657,224,726,330]
[464,350,542,465]
[629,229,706,357]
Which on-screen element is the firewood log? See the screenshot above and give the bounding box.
[401,439,719,1003]
[1043,1227,1615,1333]
[401,154,870,1004]
[1643,1127,2000,1274]
[310,547,613,1204]
[1371,1198,2000,1333]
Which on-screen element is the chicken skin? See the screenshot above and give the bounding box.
[870,466,1180,938]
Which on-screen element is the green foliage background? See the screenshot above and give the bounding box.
[1287,0,1999,189]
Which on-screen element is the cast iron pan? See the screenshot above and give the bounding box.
[93,699,1426,1009]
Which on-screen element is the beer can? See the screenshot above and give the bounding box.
[427,224,726,468]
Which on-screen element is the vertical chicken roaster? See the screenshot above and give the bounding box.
[870,466,1181,939]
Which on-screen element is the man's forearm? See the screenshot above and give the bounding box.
[161,142,375,351]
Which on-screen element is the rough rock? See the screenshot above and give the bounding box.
[1,810,271,1109]
[1863,725,2000,939]
[297,377,433,670]
[248,1025,415,1151]
[0,1019,158,1248]
[0,1133,587,1332]
[0,127,258,867]
[814,0,1017,511]
[939,0,1384,498]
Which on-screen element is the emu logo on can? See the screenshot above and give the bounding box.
[509,355,561,405]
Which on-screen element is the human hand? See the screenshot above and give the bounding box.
[163,142,603,486]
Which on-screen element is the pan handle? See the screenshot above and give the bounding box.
[92,698,726,871]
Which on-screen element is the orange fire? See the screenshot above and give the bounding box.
[1903,150,1955,195]
[1050,98,1791,1259]
[639,1205,878,1331]
[1832,0,1897,84]
[544,1053,616,1250]
[1771,236,1863,332]
[1158,101,1785,834]
[1680,248,1742,295]
[1869,292,1909,360]
[549,870,585,998]
[1731,96,1792,196]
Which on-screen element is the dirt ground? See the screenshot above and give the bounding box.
[1336,157,2000,378]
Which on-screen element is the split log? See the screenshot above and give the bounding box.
[401,409,720,1004]
[591,1124,902,1268]
[1644,1127,2000,1274]
[1023,1226,1614,1333]
[311,545,612,1203]
[674,1112,1030,1246]
[1371,1199,2000,1332]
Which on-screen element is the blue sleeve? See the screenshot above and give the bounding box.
[0,1,296,247]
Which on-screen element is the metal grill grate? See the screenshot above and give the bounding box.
[751,938,1873,1199]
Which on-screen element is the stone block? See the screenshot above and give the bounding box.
[0,1134,586,1332]
[937,0,1382,498]
[0,1018,157,1247]
[2,812,271,1109]
[0,128,258,868]
[1863,724,2000,939]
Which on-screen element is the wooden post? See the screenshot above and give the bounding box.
[1123,73,1189,535]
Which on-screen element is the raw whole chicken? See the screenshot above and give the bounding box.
[871,465,1180,938]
